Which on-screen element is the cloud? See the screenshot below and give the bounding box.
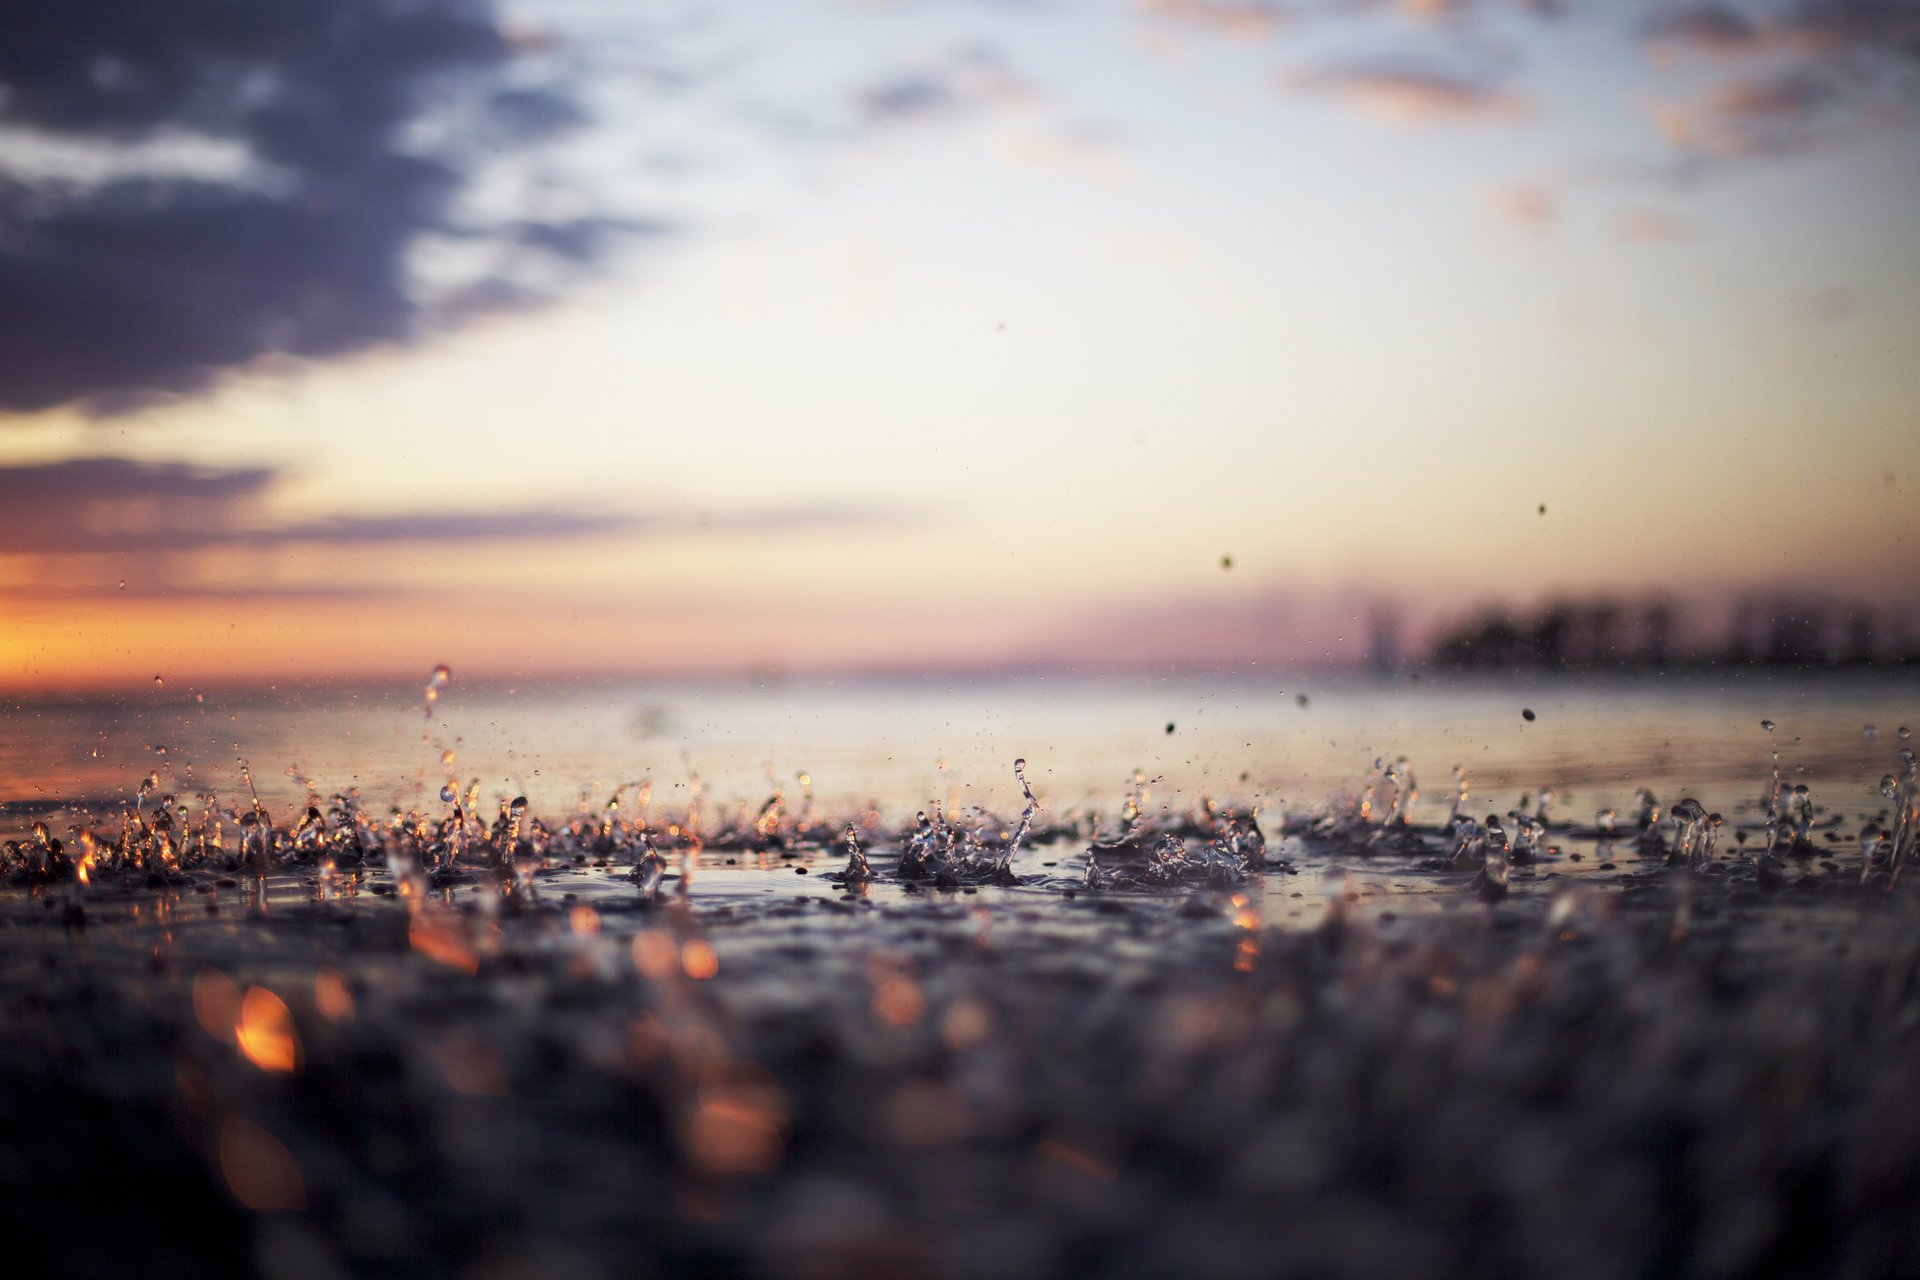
[1644,5,1782,60]
[1488,182,1557,227]
[1284,63,1531,123]
[0,456,908,558]
[1766,1,1920,61]
[1611,206,1695,242]
[1365,0,1565,23]
[1652,66,1856,157]
[1643,3,1919,160]
[1136,0,1292,41]
[1644,2,1920,66]
[855,48,1040,128]
[0,0,657,418]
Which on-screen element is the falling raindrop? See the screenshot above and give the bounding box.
[439,785,457,804]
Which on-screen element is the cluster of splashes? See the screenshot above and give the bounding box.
[6,708,1919,913]
[1081,768,1267,889]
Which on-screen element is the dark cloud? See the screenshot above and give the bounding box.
[0,0,653,417]
[0,456,910,558]
[1644,3,1919,160]
[1645,5,1776,58]
[1645,2,1920,62]
[0,457,625,555]
[1785,0,1920,60]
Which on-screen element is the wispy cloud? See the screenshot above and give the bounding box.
[1136,0,1292,41]
[0,457,909,559]
[1284,62,1531,123]
[855,47,1041,128]
[1488,182,1557,227]
[1651,66,1853,158]
[1612,206,1695,243]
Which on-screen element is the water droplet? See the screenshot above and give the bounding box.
[423,664,453,717]
[153,675,164,686]
[1900,726,1912,741]
[1220,554,1233,570]
[1165,721,1176,735]
[117,581,125,591]
[1521,708,1536,722]
[1537,503,1546,515]
[439,785,457,804]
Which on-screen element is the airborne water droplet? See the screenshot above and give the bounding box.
[439,785,457,804]
[1761,719,1775,732]
[1900,726,1912,741]
[423,663,453,717]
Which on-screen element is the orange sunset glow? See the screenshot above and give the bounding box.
[2,0,1916,689]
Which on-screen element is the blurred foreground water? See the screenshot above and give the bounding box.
[2,670,1917,1279]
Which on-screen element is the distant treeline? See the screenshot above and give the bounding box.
[1422,596,1917,671]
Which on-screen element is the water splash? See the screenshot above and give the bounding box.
[424,664,452,719]
[839,823,872,885]
[1469,823,1510,902]
[1867,748,1918,889]
[1667,798,1708,870]
[1447,766,1470,827]
[630,827,667,899]
[1450,818,1485,871]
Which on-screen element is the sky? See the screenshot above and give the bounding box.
[0,0,1916,689]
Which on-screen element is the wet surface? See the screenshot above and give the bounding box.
[2,792,1917,1278]
[4,677,1919,1277]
